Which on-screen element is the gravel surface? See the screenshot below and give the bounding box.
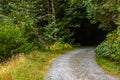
[45,47,120,80]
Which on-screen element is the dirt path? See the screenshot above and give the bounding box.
[45,47,120,80]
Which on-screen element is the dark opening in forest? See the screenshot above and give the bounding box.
[73,19,108,46]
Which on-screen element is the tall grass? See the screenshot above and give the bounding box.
[0,49,72,80]
[0,53,26,80]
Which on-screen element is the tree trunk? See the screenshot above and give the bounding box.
[51,0,56,23]
[47,0,50,14]
[51,0,57,39]
[47,0,50,23]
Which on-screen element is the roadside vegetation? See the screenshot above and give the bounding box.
[93,0,120,76]
[0,0,120,79]
[0,43,73,80]
[95,57,120,78]
[95,29,120,78]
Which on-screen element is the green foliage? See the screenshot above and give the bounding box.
[65,3,86,27]
[44,42,72,51]
[85,0,120,31]
[96,27,120,64]
[50,42,65,51]
[3,0,120,62]
[0,20,32,61]
[42,22,74,46]
[6,0,41,49]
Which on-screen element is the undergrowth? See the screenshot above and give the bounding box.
[95,28,120,77]
[95,57,120,78]
[0,49,73,80]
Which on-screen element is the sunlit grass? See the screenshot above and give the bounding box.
[0,49,73,80]
[0,53,26,80]
[95,57,120,78]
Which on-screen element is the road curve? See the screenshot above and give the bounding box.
[45,47,120,80]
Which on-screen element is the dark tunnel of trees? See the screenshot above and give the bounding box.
[72,19,108,46]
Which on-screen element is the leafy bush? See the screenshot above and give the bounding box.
[44,42,72,51]
[50,42,64,51]
[96,28,120,64]
[0,23,32,61]
[64,43,72,49]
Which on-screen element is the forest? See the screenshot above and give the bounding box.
[0,0,120,79]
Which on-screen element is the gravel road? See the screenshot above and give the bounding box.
[45,47,120,80]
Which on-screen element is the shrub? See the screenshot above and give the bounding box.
[44,42,72,51]
[64,43,72,49]
[50,42,64,51]
[96,28,120,64]
[0,24,32,61]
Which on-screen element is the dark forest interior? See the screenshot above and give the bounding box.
[73,19,108,46]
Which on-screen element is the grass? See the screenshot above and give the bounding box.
[0,49,73,80]
[95,57,120,78]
